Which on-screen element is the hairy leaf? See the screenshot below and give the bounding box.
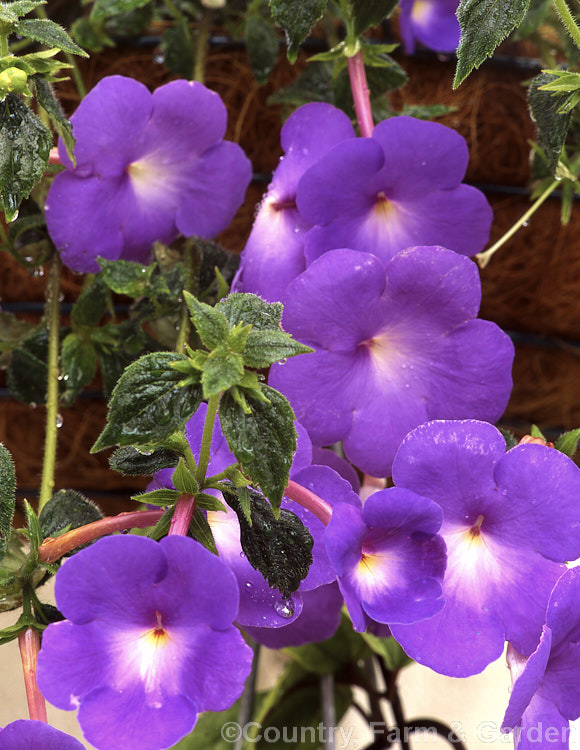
[110,445,181,475]
[184,291,229,351]
[92,352,203,452]
[216,293,284,331]
[16,19,87,56]
[454,0,531,88]
[60,332,97,405]
[269,0,328,62]
[529,72,573,173]
[350,0,398,36]
[39,490,103,552]
[0,445,15,562]
[555,428,580,458]
[246,15,279,85]
[243,329,312,368]
[31,75,75,162]
[219,385,296,510]
[223,486,313,597]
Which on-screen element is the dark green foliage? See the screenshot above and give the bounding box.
[7,328,53,405]
[222,485,313,597]
[219,386,297,510]
[30,76,75,162]
[350,0,398,35]
[0,445,15,562]
[110,445,181,475]
[454,0,531,88]
[71,277,110,329]
[246,15,279,85]
[162,20,194,79]
[529,72,573,173]
[0,93,52,221]
[39,490,104,551]
[269,0,328,62]
[60,333,97,405]
[91,352,203,451]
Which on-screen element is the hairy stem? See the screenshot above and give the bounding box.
[168,495,197,536]
[38,510,163,563]
[347,51,374,138]
[284,480,333,525]
[553,0,580,49]
[196,394,219,483]
[18,628,47,722]
[175,240,199,354]
[38,254,61,513]
[476,179,559,268]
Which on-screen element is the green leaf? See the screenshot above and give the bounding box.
[99,257,155,297]
[0,445,15,562]
[23,499,42,550]
[529,72,573,174]
[554,428,580,458]
[244,328,313,368]
[285,614,370,674]
[454,0,531,88]
[71,276,109,329]
[0,93,51,222]
[109,445,181,476]
[202,346,245,398]
[132,488,181,506]
[2,1,46,18]
[531,424,546,439]
[16,19,88,56]
[161,21,194,79]
[222,485,313,597]
[269,0,328,63]
[498,426,518,450]
[0,312,36,353]
[70,17,112,53]
[183,291,229,351]
[362,632,413,670]
[60,332,97,405]
[92,352,203,452]
[172,458,199,495]
[219,385,297,511]
[196,493,226,513]
[187,507,217,554]
[268,61,333,107]
[7,329,49,405]
[216,292,284,331]
[515,0,551,37]
[30,75,75,163]
[246,15,279,85]
[350,0,398,36]
[90,0,152,24]
[39,490,103,550]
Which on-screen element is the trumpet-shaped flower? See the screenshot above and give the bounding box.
[46,76,252,272]
[390,421,580,677]
[0,720,84,749]
[36,535,252,750]
[502,568,580,750]
[233,102,355,302]
[298,116,491,265]
[399,0,461,54]
[324,488,447,632]
[269,246,514,477]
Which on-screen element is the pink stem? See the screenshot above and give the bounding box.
[284,480,333,525]
[18,628,47,722]
[168,495,196,536]
[38,509,164,563]
[347,51,374,138]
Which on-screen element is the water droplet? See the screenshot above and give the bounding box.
[239,551,246,558]
[522,221,529,227]
[245,581,254,591]
[30,402,37,409]
[279,358,287,366]
[154,53,164,64]
[56,414,63,428]
[274,596,295,619]
[530,497,538,505]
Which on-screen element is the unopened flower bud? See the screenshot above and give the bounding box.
[0,66,27,95]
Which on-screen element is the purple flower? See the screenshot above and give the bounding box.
[389,421,580,678]
[269,246,514,477]
[46,75,252,272]
[298,116,491,266]
[233,102,355,302]
[502,569,580,750]
[399,0,461,54]
[36,535,252,750]
[0,720,84,749]
[324,488,447,632]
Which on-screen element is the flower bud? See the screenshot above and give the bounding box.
[519,435,555,448]
[0,66,28,95]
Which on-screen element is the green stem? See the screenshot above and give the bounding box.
[0,35,8,58]
[65,52,86,99]
[196,394,219,483]
[476,179,559,268]
[162,0,184,20]
[38,254,61,513]
[194,9,212,83]
[553,0,580,49]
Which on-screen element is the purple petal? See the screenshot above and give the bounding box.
[400,0,461,54]
[492,446,580,563]
[78,683,196,750]
[0,721,85,750]
[503,633,553,731]
[311,447,361,492]
[244,583,343,648]
[510,693,570,750]
[60,76,152,174]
